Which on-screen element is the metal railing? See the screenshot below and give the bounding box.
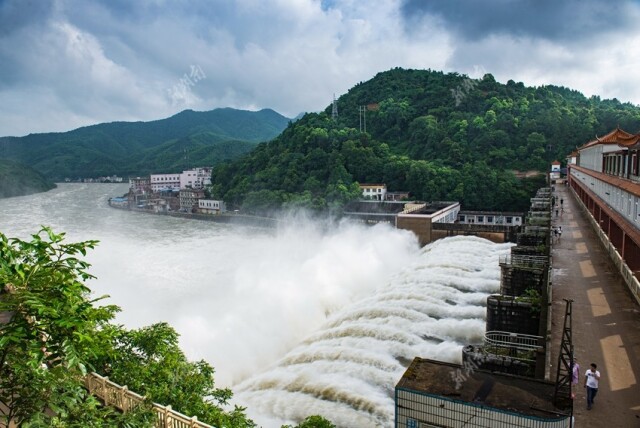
[484,331,543,362]
[500,254,549,269]
[85,372,215,428]
[524,226,549,235]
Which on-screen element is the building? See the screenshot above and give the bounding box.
[180,167,212,190]
[385,191,410,201]
[147,198,168,213]
[150,173,181,192]
[359,183,387,201]
[395,358,571,428]
[568,127,640,289]
[129,177,151,194]
[550,160,561,181]
[198,199,226,214]
[457,211,523,226]
[396,202,460,245]
[179,188,205,212]
[342,201,408,224]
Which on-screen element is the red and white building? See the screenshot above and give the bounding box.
[568,127,640,298]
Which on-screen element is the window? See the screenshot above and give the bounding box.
[506,217,513,224]
[459,215,465,222]
[487,216,494,223]
[477,216,484,223]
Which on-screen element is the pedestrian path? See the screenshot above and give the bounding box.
[549,182,640,427]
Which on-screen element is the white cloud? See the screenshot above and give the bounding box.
[0,0,638,137]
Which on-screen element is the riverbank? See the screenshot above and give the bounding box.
[108,201,279,228]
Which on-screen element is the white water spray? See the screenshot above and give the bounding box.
[233,236,512,427]
[0,185,512,427]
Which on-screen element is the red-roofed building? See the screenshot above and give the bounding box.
[568,127,640,295]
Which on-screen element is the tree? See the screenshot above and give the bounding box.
[92,323,256,428]
[0,228,147,427]
[0,228,254,428]
[282,415,336,428]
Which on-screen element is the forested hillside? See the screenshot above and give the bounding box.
[212,68,640,213]
[0,159,55,198]
[0,108,290,180]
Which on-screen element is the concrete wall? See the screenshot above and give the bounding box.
[396,216,432,246]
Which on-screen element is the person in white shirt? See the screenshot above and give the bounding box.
[584,362,601,410]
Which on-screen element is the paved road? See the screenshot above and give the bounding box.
[549,182,640,427]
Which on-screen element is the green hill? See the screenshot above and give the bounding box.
[211,68,640,213]
[0,108,291,180]
[0,159,56,198]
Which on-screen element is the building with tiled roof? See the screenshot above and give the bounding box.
[568,127,640,293]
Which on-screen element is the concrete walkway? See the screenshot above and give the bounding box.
[549,182,640,427]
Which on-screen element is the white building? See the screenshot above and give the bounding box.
[360,183,387,201]
[180,167,212,190]
[568,127,640,302]
[198,199,226,214]
[457,211,523,226]
[150,173,181,192]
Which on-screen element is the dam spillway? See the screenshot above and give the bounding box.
[234,235,513,427]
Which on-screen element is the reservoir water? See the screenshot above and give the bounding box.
[0,183,512,427]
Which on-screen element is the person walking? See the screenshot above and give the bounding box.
[558,226,562,241]
[571,358,580,399]
[584,363,601,410]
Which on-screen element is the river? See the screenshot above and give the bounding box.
[0,183,512,427]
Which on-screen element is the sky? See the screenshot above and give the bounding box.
[1,0,640,137]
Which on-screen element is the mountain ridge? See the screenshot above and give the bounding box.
[0,107,291,180]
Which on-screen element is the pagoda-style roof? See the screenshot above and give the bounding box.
[580,127,640,150]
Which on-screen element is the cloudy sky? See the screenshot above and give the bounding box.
[1,0,639,137]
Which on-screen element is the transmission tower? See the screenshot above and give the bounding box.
[358,105,367,133]
[332,94,338,121]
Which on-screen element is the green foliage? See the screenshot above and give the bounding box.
[517,288,542,313]
[92,322,255,428]
[0,159,56,198]
[282,415,337,428]
[0,229,253,428]
[213,68,635,211]
[0,108,290,180]
[0,228,134,426]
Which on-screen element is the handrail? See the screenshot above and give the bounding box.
[85,372,216,428]
[401,203,426,214]
[484,331,543,353]
[499,254,548,269]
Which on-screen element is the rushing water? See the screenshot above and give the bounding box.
[0,183,512,427]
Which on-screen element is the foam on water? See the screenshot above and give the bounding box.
[0,185,512,427]
[233,236,512,427]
